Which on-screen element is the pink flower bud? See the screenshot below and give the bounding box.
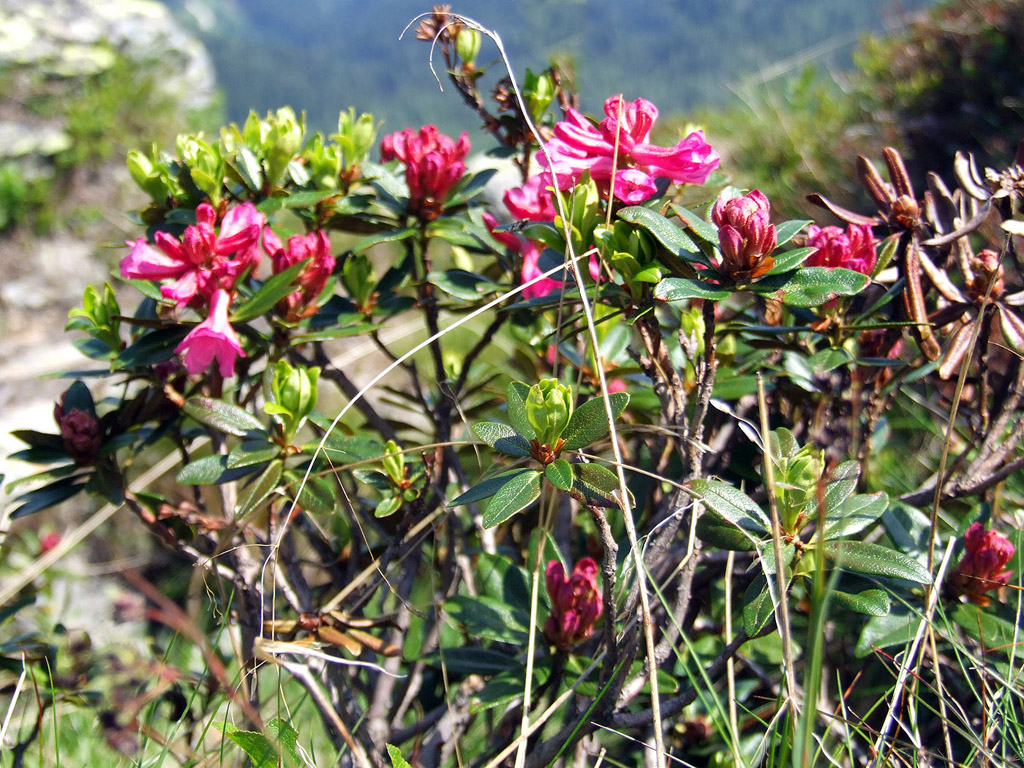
[381,125,470,220]
[543,558,603,651]
[805,223,877,275]
[949,522,1016,607]
[711,190,777,281]
[54,398,102,465]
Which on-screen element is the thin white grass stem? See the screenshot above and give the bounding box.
[724,551,742,766]
[0,653,27,746]
[756,372,798,714]
[870,538,956,766]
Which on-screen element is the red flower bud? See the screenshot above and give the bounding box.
[543,558,603,651]
[711,190,777,281]
[381,125,469,220]
[54,399,102,465]
[949,522,1016,607]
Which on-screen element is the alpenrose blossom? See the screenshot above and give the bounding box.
[174,288,245,377]
[949,522,1016,607]
[504,172,557,222]
[543,95,719,204]
[805,223,877,275]
[120,202,265,306]
[544,558,603,651]
[262,227,336,319]
[711,190,777,282]
[381,125,470,220]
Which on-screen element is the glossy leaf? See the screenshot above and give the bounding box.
[823,460,860,513]
[473,422,532,457]
[231,260,307,322]
[10,477,88,519]
[428,269,503,300]
[482,469,543,527]
[617,205,711,267]
[571,462,622,508]
[670,204,720,246]
[113,326,188,370]
[184,397,267,438]
[825,541,931,583]
[227,440,281,469]
[506,381,535,440]
[765,247,815,275]
[822,492,888,540]
[444,594,530,643]
[427,647,520,676]
[774,219,813,247]
[749,267,870,308]
[545,459,574,491]
[695,510,759,551]
[855,607,917,657]
[689,478,770,533]
[561,392,629,450]
[830,588,889,616]
[176,455,256,486]
[235,459,283,520]
[353,227,417,254]
[451,468,537,507]
[743,576,776,636]
[654,277,731,302]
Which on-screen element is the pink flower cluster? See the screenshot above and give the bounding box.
[542,95,719,204]
[381,125,470,220]
[949,522,1016,607]
[121,202,336,377]
[544,558,603,651]
[711,190,777,281]
[805,223,877,275]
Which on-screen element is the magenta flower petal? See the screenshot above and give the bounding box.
[120,238,189,281]
[612,168,658,204]
[174,288,245,377]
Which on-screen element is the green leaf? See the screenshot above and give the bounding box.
[774,220,812,247]
[427,217,484,248]
[352,227,417,254]
[545,459,574,491]
[387,745,412,768]
[670,204,721,246]
[375,496,403,518]
[695,510,759,551]
[654,277,731,302]
[450,469,537,507]
[688,479,770,533]
[289,473,337,515]
[571,462,623,508]
[765,247,815,275]
[113,326,188,370]
[428,647,520,676]
[743,576,776,636]
[428,269,504,300]
[830,588,889,617]
[882,503,932,559]
[266,719,300,765]
[231,147,265,193]
[184,397,267,437]
[4,463,80,493]
[952,604,1021,658]
[616,206,711,267]
[235,460,283,520]
[224,727,277,768]
[506,381,535,440]
[855,607,917,657]
[822,492,888,540]
[749,267,870,308]
[824,541,931,584]
[561,392,628,451]
[473,422,531,457]
[482,469,543,527]
[227,440,281,469]
[444,594,530,643]
[231,260,307,322]
[11,477,88,519]
[176,455,256,486]
[823,460,860,514]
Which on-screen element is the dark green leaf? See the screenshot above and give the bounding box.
[654,277,731,302]
[561,392,628,451]
[427,647,520,676]
[482,469,543,527]
[9,430,64,450]
[822,492,888,540]
[428,269,504,300]
[688,479,770,534]
[235,460,283,520]
[743,576,776,636]
[695,510,759,551]
[176,455,256,486]
[749,267,870,308]
[353,227,417,254]
[952,604,1020,658]
[375,495,403,518]
[617,206,711,267]
[4,463,79,493]
[266,719,300,764]
[774,220,812,247]
[823,460,860,515]
[444,594,530,643]
[450,469,535,507]
[855,607,917,657]
[231,261,307,322]
[227,440,281,469]
[290,473,337,515]
[184,397,266,438]
[473,422,532,457]
[766,247,815,275]
[427,217,484,248]
[113,326,188,370]
[825,541,931,583]
[571,462,622,508]
[224,727,277,768]
[545,459,574,491]
[830,588,889,616]
[506,381,534,440]
[11,477,88,518]
[669,204,720,246]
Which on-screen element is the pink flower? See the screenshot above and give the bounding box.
[544,95,719,204]
[949,522,1016,607]
[806,224,877,275]
[544,558,603,651]
[711,190,777,282]
[120,203,265,306]
[174,288,245,377]
[483,213,600,300]
[381,125,470,220]
[263,227,336,319]
[504,173,557,222]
